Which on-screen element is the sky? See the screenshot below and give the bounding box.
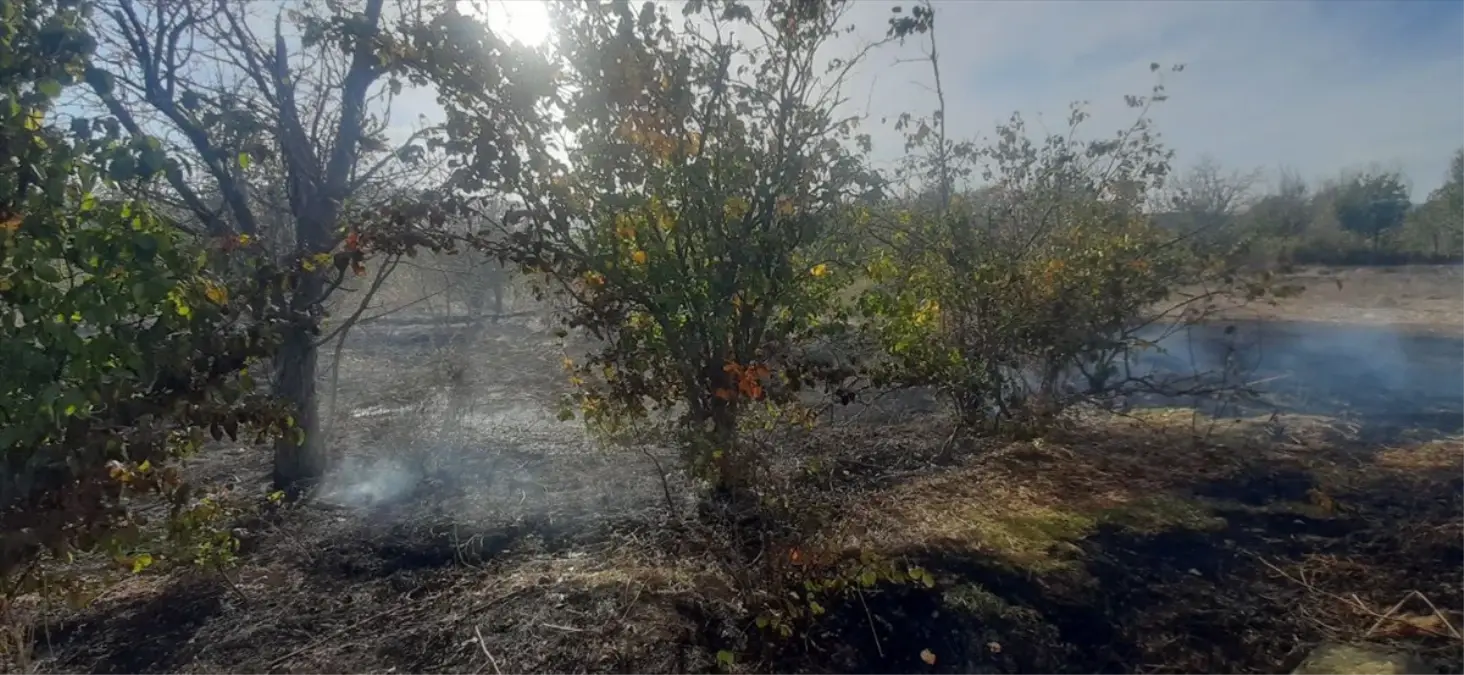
[476,0,1464,201]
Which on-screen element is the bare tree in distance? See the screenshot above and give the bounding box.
[1163,155,1262,242]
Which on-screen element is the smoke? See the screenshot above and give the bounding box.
[311,309,677,536]
[1134,319,1463,431]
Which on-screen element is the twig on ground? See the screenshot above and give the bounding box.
[639,446,678,515]
[473,624,502,675]
[856,588,884,659]
[540,623,586,632]
[1253,554,1462,642]
[265,586,523,670]
[1362,590,1463,641]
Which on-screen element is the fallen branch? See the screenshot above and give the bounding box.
[473,624,503,675]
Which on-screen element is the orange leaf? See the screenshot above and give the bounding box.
[713,388,736,401]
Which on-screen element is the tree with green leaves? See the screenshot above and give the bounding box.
[856,4,1270,442]
[78,0,539,495]
[1404,149,1463,258]
[1331,170,1411,253]
[434,0,885,497]
[0,0,294,591]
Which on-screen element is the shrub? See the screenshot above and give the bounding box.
[0,0,290,594]
[855,14,1265,437]
[439,0,883,497]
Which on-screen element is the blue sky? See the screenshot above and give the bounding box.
[101,0,1460,203]
[835,0,1464,199]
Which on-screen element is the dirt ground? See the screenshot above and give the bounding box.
[1214,264,1463,333]
[8,265,1463,674]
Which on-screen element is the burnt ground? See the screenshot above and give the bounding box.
[9,267,1464,674]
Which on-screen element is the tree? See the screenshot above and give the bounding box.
[436,0,885,497]
[1247,167,1311,240]
[857,12,1266,438]
[1332,170,1411,252]
[1405,149,1463,257]
[1165,155,1261,243]
[0,0,288,584]
[79,0,527,495]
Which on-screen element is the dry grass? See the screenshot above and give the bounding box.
[1208,264,1463,332]
[5,266,1461,674]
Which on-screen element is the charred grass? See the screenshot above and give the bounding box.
[10,315,1464,674]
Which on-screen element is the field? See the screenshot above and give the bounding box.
[14,265,1463,674]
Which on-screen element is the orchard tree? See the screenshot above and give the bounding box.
[0,0,293,589]
[858,3,1270,441]
[435,0,885,497]
[79,0,541,495]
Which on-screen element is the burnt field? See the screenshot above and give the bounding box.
[17,267,1464,674]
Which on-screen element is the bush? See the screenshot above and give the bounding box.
[853,51,1265,437]
[0,0,290,594]
[439,0,881,497]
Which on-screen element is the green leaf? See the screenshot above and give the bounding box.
[715,650,735,667]
[238,152,252,170]
[35,263,61,283]
[37,79,63,98]
[130,553,154,573]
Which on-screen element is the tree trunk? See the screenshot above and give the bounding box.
[273,273,328,497]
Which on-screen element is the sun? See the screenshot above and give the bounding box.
[466,0,552,48]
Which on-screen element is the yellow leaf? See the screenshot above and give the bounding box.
[920,649,937,665]
[631,250,648,265]
[0,216,20,234]
[203,282,228,305]
[724,197,749,220]
[130,553,154,573]
[809,263,828,278]
[615,214,637,240]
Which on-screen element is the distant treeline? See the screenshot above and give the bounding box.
[1154,149,1464,268]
